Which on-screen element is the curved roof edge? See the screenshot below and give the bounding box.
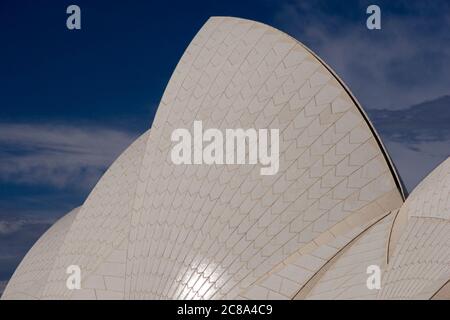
[298,45,407,200]
[1,206,80,300]
[292,210,395,299]
[284,30,407,200]
[211,16,407,200]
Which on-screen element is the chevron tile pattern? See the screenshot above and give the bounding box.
[42,131,149,299]
[3,17,449,300]
[1,131,149,300]
[301,211,396,299]
[379,158,450,299]
[1,207,79,299]
[123,17,403,299]
[288,159,450,300]
[236,212,387,300]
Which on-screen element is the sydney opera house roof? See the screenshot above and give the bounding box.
[2,17,449,300]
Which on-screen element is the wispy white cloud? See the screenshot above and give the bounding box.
[384,139,450,192]
[274,0,450,109]
[273,0,450,192]
[0,220,26,235]
[0,218,54,236]
[0,123,140,283]
[0,123,139,190]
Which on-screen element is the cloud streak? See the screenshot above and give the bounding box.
[274,0,450,110]
[367,96,450,191]
[0,123,139,190]
[273,0,450,192]
[0,218,54,236]
[384,139,449,193]
[0,122,140,283]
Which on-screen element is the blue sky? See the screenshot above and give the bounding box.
[0,0,449,290]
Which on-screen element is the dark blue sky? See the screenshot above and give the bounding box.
[0,0,449,290]
[2,0,449,125]
[1,0,279,128]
